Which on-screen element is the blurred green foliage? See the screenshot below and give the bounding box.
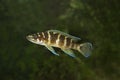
[0,0,120,80]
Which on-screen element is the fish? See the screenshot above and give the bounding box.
[26,30,93,58]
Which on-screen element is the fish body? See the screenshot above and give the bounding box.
[26,30,92,58]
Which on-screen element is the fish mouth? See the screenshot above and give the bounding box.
[26,35,33,41]
[26,36,29,40]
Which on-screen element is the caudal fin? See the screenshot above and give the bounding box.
[78,42,93,57]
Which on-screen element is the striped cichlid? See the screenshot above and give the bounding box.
[26,30,93,58]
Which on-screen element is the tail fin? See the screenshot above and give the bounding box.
[78,42,93,57]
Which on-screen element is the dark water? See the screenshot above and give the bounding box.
[0,0,120,80]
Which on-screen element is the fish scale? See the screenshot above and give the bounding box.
[46,31,75,49]
[26,30,93,58]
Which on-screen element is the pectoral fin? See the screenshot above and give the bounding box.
[61,49,76,58]
[45,45,59,56]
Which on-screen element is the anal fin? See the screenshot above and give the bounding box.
[61,49,76,58]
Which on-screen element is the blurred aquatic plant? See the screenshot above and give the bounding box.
[0,0,120,80]
[70,0,84,9]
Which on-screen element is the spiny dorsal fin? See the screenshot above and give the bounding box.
[48,30,81,41]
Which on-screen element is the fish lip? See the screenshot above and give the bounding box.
[26,36,30,40]
[26,35,32,41]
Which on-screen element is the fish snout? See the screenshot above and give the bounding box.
[26,35,34,41]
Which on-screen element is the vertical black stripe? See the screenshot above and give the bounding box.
[66,37,71,47]
[71,39,75,49]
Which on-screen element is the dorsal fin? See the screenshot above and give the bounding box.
[47,30,81,41]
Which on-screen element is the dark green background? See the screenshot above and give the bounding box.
[0,0,120,80]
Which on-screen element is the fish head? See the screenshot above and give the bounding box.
[26,33,44,45]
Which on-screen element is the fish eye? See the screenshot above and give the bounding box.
[33,34,38,39]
